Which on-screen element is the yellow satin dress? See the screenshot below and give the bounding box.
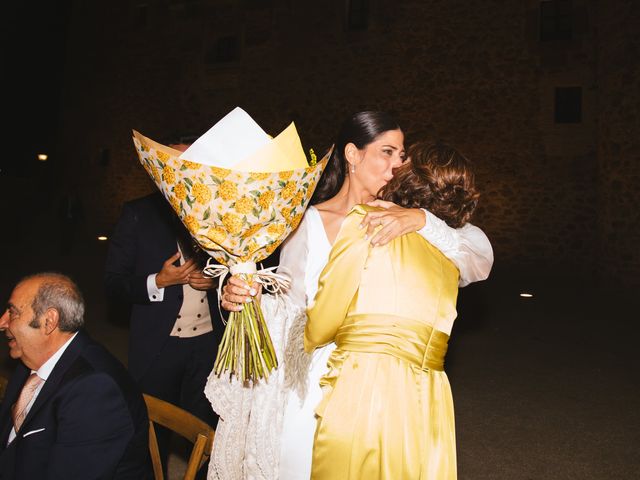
[305,205,460,480]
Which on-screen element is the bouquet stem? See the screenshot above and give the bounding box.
[213,275,278,382]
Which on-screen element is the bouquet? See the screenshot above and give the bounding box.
[132,107,328,382]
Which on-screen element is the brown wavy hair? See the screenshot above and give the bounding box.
[379,141,479,228]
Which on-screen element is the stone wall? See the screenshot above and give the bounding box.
[594,0,640,287]
[55,0,638,285]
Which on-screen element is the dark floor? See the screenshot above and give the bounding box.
[1,228,638,479]
[451,273,639,480]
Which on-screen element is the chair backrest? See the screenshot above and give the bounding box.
[143,394,215,480]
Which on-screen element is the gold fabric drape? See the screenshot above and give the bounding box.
[306,205,460,480]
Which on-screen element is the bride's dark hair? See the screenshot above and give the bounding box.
[380,142,479,228]
[311,111,402,204]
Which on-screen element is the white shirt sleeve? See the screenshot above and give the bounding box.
[418,210,494,287]
[277,215,310,309]
[147,274,165,302]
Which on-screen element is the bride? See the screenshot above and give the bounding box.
[205,111,493,479]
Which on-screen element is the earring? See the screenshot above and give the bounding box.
[351,163,356,174]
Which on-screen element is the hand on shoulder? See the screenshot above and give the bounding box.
[360,200,426,246]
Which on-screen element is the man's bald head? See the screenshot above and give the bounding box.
[18,272,85,332]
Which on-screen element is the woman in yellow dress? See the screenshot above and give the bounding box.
[304,141,481,480]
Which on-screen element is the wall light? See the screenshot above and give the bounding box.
[520,293,533,298]
[37,153,48,161]
[97,236,108,241]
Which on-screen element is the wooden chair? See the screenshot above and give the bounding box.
[143,394,215,480]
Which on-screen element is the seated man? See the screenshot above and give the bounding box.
[0,272,152,479]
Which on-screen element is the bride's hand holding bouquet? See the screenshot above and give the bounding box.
[132,107,328,382]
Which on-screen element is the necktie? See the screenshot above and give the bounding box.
[12,373,43,432]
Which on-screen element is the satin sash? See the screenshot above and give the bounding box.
[335,314,449,372]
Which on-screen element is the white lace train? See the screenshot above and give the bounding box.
[204,295,308,480]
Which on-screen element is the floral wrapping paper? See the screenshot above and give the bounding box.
[133,132,328,266]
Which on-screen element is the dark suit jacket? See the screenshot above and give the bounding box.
[0,331,151,479]
[104,192,224,380]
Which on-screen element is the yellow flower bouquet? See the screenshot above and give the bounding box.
[132,108,328,383]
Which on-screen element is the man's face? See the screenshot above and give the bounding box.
[0,279,47,370]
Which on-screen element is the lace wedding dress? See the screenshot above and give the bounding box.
[205,206,333,480]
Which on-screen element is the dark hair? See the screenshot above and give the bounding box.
[311,111,402,204]
[20,272,85,332]
[379,142,479,228]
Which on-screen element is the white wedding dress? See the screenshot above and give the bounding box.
[205,206,493,480]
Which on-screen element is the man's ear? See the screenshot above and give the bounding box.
[43,308,60,335]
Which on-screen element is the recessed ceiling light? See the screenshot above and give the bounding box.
[97,235,108,241]
[520,293,533,298]
[37,154,48,161]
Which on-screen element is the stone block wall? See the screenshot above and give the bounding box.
[594,0,640,287]
[54,0,638,286]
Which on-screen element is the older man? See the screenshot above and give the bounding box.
[0,273,152,479]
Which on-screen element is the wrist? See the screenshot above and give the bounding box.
[155,273,169,289]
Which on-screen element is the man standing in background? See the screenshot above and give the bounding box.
[104,136,223,471]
